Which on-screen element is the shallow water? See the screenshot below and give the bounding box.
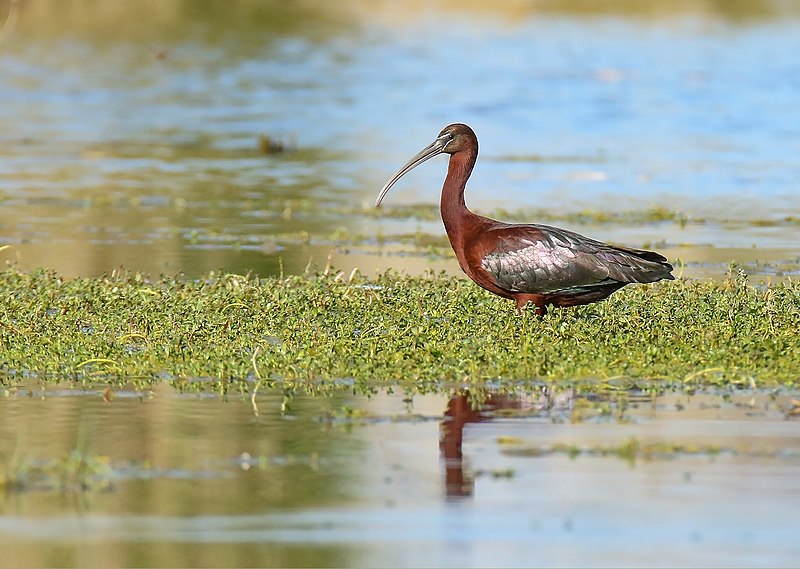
[1,1,799,280]
[1,385,799,567]
[2,4,800,567]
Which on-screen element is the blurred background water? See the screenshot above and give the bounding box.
[1,0,799,279]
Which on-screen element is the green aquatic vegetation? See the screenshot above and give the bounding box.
[747,216,800,227]
[362,203,693,226]
[0,447,114,494]
[356,203,442,221]
[729,258,800,278]
[257,133,296,155]
[364,203,800,230]
[0,268,798,392]
[489,205,691,226]
[499,437,729,464]
[474,468,515,479]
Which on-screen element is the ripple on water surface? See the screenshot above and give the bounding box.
[1,384,799,567]
[1,3,799,279]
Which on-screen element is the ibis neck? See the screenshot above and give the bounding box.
[440,148,478,240]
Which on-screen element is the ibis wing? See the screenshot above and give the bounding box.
[479,224,673,295]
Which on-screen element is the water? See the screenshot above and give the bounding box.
[2,3,800,566]
[1,385,799,567]
[1,1,799,280]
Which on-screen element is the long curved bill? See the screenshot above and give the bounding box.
[374,135,449,207]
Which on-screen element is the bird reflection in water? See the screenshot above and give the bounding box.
[439,388,573,499]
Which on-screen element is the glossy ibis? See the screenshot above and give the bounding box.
[375,123,674,315]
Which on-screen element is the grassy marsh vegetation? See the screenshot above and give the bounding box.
[0,268,798,392]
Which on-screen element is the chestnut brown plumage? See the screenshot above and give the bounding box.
[375,123,674,315]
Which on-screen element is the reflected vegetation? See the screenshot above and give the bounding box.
[9,0,800,39]
[6,1,352,44]
[441,387,800,500]
[2,384,800,567]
